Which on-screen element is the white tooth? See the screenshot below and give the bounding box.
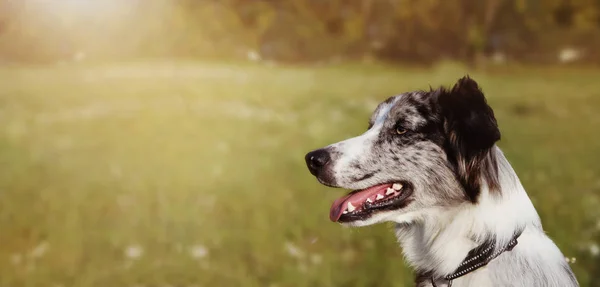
[376,194,384,200]
[343,210,348,214]
[392,183,403,190]
[366,198,372,203]
[347,202,356,212]
[386,188,395,195]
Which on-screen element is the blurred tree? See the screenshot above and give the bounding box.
[0,0,598,64]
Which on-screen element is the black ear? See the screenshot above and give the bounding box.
[439,76,501,201]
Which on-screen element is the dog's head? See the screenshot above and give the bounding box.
[305,76,501,226]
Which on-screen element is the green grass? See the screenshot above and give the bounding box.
[0,61,599,287]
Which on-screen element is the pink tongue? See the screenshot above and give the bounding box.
[329,183,392,222]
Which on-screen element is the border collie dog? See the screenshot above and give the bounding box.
[305,77,578,287]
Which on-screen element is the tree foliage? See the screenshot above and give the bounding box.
[0,0,599,64]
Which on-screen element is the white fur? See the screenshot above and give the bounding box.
[314,94,577,286]
[334,147,577,286]
[330,98,399,190]
[392,148,578,286]
[330,126,380,181]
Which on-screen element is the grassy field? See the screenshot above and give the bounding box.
[0,61,599,287]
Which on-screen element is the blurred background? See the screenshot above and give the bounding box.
[0,0,599,286]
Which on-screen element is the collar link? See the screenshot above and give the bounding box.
[431,233,521,287]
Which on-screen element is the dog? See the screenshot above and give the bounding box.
[304,77,578,287]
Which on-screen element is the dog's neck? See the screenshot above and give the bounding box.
[394,147,542,279]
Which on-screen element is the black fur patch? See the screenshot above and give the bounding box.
[414,271,434,287]
[438,76,501,201]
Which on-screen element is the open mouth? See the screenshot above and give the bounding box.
[330,182,412,222]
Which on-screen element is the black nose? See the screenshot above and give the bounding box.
[305,149,331,176]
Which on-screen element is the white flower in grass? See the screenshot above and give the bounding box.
[190,244,208,259]
[10,253,22,265]
[216,142,230,153]
[125,244,144,260]
[212,165,223,177]
[247,50,261,62]
[110,164,123,178]
[329,109,343,122]
[284,242,304,259]
[589,243,599,257]
[30,241,49,258]
[310,254,322,265]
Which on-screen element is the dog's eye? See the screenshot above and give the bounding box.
[395,127,407,135]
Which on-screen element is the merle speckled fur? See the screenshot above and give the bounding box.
[304,76,578,287]
[314,77,500,207]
